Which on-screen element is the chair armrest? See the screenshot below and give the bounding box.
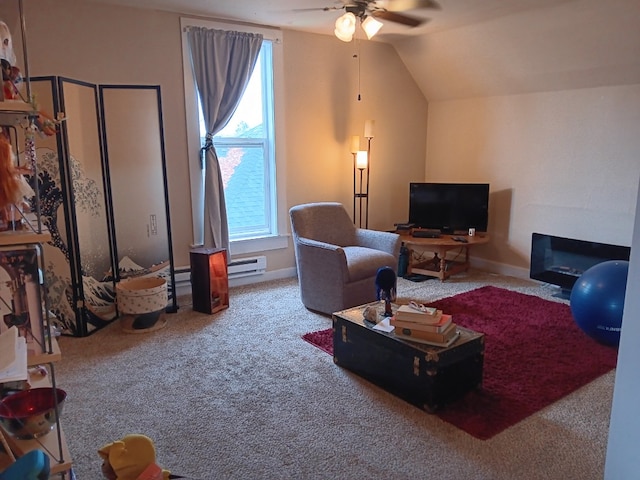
[355,229,401,257]
[295,237,348,275]
[296,236,340,252]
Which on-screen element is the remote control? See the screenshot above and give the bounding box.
[452,236,468,243]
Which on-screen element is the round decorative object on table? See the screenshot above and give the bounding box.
[570,260,629,346]
[116,277,168,333]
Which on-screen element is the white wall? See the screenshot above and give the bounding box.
[424,85,640,273]
[605,177,640,478]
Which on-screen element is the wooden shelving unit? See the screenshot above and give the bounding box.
[0,3,73,477]
[0,101,33,127]
[0,240,73,477]
[0,336,69,475]
[0,251,71,476]
[27,337,62,366]
[0,231,51,247]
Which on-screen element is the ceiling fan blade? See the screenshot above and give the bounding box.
[371,10,426,27]
[291,7,341,12]
[381,0,441,12]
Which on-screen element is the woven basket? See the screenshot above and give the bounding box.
[116,277,168,332]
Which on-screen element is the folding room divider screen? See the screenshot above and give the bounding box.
[26,77,176,337]
[98,84,177,315]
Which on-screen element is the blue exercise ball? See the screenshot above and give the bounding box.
[570,260,629,346]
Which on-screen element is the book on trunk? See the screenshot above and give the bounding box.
[393,322,459,347]
[391,314,453,333]
[395,305,441,324]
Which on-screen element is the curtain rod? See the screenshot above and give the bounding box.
[182,25,282,43]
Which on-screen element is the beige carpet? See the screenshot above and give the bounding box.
[56,270,614,479]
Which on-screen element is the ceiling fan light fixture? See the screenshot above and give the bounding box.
[334,12,356,42]
[361,16,383,39]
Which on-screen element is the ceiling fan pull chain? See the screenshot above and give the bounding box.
[355,37,362,101]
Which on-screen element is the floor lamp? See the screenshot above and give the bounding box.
[351,135,360,225]
[364,120,374,229]
[351,120,375,228]
[354,150,368,228]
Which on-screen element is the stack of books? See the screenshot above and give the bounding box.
[391,304,459,347]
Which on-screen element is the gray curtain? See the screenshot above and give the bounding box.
[186,27,263,254]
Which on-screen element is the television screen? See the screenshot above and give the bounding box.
[408,183,490,233]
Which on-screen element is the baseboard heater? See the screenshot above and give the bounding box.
[174,267,191,288]
[228,255,267,279]
[173,255,267,291]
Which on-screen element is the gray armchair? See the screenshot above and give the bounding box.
[289,202,401,315]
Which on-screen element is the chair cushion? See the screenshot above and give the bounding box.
[343,246,397,283]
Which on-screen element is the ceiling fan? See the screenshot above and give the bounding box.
[300,0,441,41]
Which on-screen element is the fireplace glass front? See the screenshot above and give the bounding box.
[530,233,631,298]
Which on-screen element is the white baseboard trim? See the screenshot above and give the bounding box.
[174,266,298,298]
[471,257,530,280]
[175,260,531,298]
[228,266,297,287]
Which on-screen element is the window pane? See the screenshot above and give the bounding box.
[216,58,263,138]
[198,42,275,241]
[216,143,268,237]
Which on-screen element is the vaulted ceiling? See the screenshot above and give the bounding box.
[84,0,640,100]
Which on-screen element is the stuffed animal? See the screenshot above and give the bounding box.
[98,434,171,480]
[1,58,21,100]
[0,20,58,136]
[0,21,16,66]
[0,134,34,230]
[0,134,20,210]
[0,20,19,102]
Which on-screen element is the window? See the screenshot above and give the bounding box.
[181,18,287,255]
[199,42,275,241]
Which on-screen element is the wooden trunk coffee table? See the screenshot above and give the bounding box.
[398,233,490,281]
[333,302,485,412]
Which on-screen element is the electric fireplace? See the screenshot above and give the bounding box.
[530,233,631,299]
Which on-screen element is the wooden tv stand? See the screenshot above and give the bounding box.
[398,232,490,281]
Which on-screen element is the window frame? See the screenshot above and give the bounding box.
[180,17,288,256]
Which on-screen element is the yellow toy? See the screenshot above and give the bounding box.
[98,434,170,480]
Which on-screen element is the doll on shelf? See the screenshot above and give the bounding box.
[1,58,22,100]
[0,21,16,73]
[0,20,19,102]
[0,20,59,136]
[0,132,34,231]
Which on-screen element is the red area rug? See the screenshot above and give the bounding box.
[302,286,618,440]
[302,328,334,355]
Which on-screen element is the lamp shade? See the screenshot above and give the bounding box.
[335,12,356,42]
[364,119,375,138]
[362,16,383,39]
[350,135,360,153]
[356,150,368,169]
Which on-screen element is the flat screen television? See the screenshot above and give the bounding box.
[408,183,490,233]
